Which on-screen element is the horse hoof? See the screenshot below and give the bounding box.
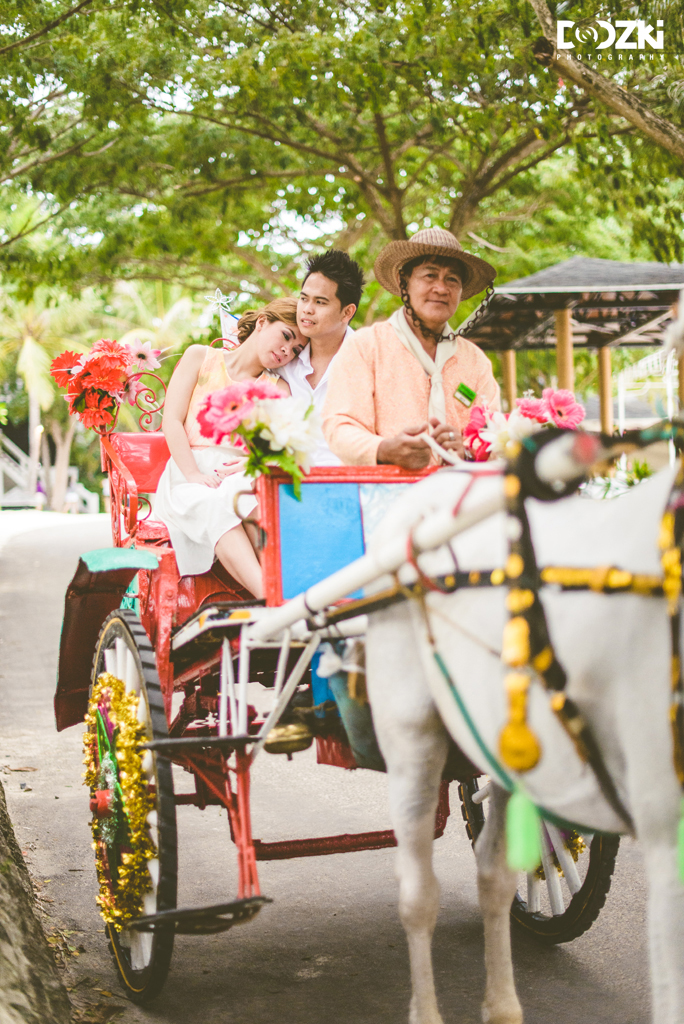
[409,997,445,1024]
[481,1002,523,1024]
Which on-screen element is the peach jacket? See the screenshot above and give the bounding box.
[322,320,500,466]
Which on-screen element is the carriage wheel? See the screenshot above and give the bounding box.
[458,776,620,944]
[86,609,178,1002]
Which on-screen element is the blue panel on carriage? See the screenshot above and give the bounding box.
[279,482,365,599]
[310,649,337,718]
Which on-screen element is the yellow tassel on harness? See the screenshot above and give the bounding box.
[501,616,530,667]
[499,672,541,772]
[499,616,541,772]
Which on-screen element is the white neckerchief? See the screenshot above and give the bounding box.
[389,308,460,423]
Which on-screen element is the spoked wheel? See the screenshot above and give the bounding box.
[459,776,620,944]
[85,609,177,1002]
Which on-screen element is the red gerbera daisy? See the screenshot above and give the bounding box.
[73,355,127,394]
[50,351,83,388]
[90,338,134,370]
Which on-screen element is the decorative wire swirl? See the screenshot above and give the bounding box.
[137,495,152,522]
[132,372,167,432]
[210,336,239,349]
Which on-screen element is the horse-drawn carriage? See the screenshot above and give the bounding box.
[53,421,621,1004]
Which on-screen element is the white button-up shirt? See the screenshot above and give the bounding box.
[278,326,354,466]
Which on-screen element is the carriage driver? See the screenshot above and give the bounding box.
[322,228,500,469]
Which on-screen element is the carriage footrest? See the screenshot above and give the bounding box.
[128,896,272,935]
[141,734,254,756]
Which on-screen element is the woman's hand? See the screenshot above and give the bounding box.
[214,459,247,481]
[184,470,221,488]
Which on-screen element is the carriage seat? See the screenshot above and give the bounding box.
[106,432,170,493]
[101,432,171,546]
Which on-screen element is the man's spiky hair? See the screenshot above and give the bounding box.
[303,249,365,314]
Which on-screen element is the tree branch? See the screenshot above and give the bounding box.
[0,208,63,249]
[0,0,95,57]
[528,0,684,164]
[372,112,405,238]
[173,167,333,198]
[0,132,95,185]
[479,136,569,198]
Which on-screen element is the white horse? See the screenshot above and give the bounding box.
[365,462,684,1024]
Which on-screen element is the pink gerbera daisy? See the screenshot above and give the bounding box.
[463,405,492,461]
[542,388,585,429]
[120,374,146,406]
[198,382,254,442]
[516,395,549,423]
[125,339,162,372]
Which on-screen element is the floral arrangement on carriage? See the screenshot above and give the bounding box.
[50,338,163,432]
[463,388,586,461]
[50,337,320,500]
[197,379,319,499]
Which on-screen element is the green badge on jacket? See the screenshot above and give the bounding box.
[454,382,476,408]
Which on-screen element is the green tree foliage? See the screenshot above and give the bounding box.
[1,0,643,302]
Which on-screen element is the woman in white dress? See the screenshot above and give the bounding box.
[154,298,305,598]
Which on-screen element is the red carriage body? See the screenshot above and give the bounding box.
[53,421,613,1002]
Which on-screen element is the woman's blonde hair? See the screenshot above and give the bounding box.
[236,297,299,343]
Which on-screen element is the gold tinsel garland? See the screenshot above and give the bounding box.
[535,830,587,882]
[83,671,157,929]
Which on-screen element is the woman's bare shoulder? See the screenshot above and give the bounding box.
[179,344,211,366]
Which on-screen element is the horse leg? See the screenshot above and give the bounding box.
[367,608,448,1024]
[475,785,523,1024]
[388,752,447,1024]
[629,763,684,1024]
[639,838,684,1024]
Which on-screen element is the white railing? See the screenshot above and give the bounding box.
[0,431,32,505]
[616,349,677,465]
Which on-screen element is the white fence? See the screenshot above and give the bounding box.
[0,431,99,512]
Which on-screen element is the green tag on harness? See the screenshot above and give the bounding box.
[506,788,542,872]
[455,382,476,407]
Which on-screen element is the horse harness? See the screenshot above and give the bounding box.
[317,423,684,836]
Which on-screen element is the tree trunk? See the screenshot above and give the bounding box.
[27,391,40,500]
[40,432,52,508]
[47,418,76,513]
[0,781,72,1024]
[528,0,684,165]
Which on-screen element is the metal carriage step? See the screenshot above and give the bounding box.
[128,896,272,934]
[141,734,254,755]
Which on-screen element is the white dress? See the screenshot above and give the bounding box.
[152,347,266,576]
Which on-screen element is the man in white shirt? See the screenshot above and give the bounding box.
[278,250,365,465]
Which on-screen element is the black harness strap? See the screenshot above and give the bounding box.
[501,435,635,833]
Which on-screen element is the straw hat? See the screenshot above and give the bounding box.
[374,227,496,301]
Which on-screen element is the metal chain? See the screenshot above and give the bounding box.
[457,285,495,337]
[399,271,494,342]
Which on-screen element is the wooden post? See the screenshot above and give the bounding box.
[554,308,574,392]
[501,350,517,412]
[597,345,613,436]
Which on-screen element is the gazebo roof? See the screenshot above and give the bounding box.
[462,256,684,351]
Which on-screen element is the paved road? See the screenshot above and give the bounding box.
[0,520,651,1024]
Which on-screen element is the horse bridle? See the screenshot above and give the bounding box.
[319,421,684,835]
